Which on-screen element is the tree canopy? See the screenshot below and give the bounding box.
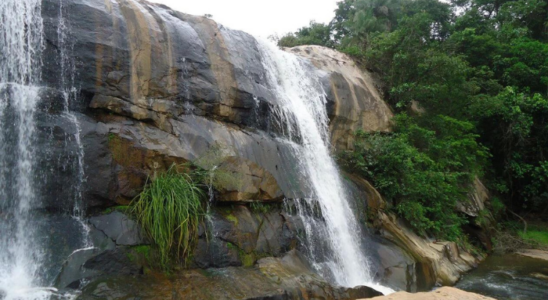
[282,0,548,239]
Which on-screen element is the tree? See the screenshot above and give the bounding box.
[277,21,334,48]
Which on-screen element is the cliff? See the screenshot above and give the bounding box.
[33,0,484,298]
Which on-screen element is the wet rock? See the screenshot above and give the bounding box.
[193,238,242,268]
[83,248,143,276]
[38,0,394,210]
[192,205,296,268]
[78,251,381,300]
[55,226,116,289]
[287,45,393,150]
[56,247,104,289]
[89,211,145,246]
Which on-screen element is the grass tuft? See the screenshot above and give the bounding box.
[131,167,205,269]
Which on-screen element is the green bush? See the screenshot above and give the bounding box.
[132,167,205,269]
[340,114,488,240]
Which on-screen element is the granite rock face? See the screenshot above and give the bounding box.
[39,0,393,209]
[288,46,393,150]
[36,0,450,298]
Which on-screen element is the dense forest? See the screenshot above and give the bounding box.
[277,0,548,242]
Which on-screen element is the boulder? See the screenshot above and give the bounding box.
[377,212,483,286]
[365,287,495,300]
[89,211,146,246]
[516,249,548,262]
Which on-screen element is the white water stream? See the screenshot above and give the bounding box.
[0,1,87,299]
[0,0,51,299]
[258,40,392,294]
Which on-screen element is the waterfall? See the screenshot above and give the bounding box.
[0,0,50,299]
[0,1,88,299]
[257,40,392,294]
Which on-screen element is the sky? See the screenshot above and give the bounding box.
[149,0,339,38]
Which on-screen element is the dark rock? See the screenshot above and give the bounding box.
[55,226,116,289]
[89,212,145,246]
[56,247,104,289]
[83,248,142,276]
[192,206,296,268]
[347,286,384,299]
[193,238,242,268]
[78,251,381,300]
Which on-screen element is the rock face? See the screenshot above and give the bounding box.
[288,46,393,150]
[39,0,393,209]
[35,0,489,298]
[365,287,496,300]
[348,176,487,289]
[78,251,382,300]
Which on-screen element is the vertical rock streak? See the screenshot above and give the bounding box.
[57,0,89,244]
[258,40,391,293]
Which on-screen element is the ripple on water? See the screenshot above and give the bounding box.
[457,254,548,300]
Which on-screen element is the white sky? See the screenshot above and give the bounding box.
[149,0,339,38]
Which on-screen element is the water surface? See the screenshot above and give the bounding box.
[457,253,548,300]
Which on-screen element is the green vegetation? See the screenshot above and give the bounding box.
[225,213,239,226]
[131,167,205,269]
[340,115,488,240]
[130,143,250,270]
[495,221,548,251]
[249,202,273,214]
[519,230,548,247]
[103,205,129,215]
[284,0,548,240]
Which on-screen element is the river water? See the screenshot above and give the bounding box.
[457,254,548,300]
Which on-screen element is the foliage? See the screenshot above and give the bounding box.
[277,21,334,48]
[340,115,488,240]
[279,0,548,237]
[495,221,548,251]
[307,0,548,226]
[518,229,548,247]
[131,167,205,269]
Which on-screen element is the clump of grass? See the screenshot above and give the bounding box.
[131,167,205,269]
[518,228,548,247]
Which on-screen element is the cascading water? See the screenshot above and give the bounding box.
[257,40,393,294]
[0,1,89,299]
[0,0,51,299]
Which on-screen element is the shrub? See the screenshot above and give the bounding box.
[340,114,487,240]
